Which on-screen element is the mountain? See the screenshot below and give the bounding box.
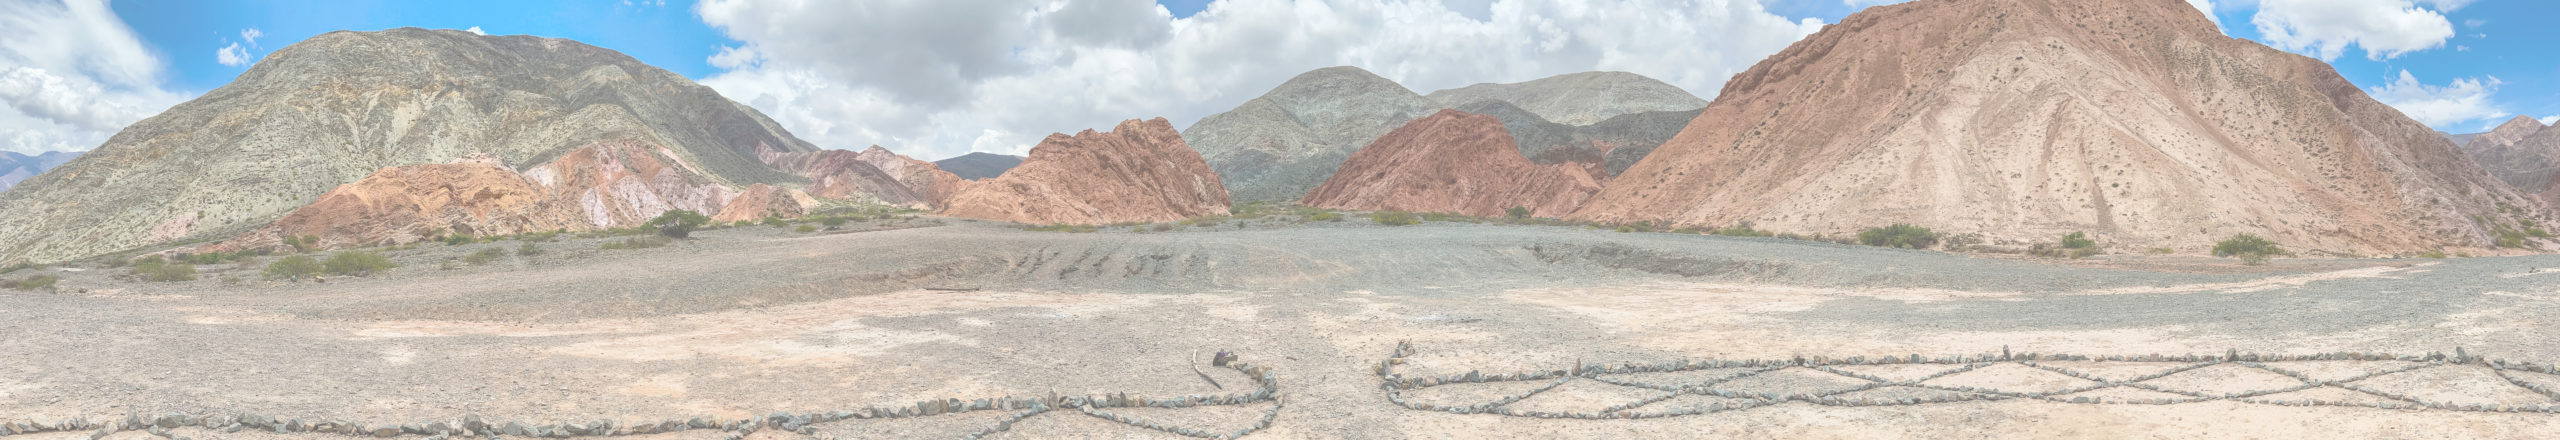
[2464,116,2558,201]
[1571,0,2550,255]
[1300,109,1602,218]
[1451,100,1699,178]
[754,147,930,208]
[1424,71,1709,126]
[1182,66,1441,202]
[941,118,1230,225]
[2443,131,2480,148]
[0,151,78,192]
[852,146,965,208]
[932,152,1025,180]
[0,28,904,264]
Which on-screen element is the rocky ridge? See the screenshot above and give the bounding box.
[1182,66,1441,202]
[940,118,1231,224]
[2463,116,2559,201]
[0,28,839,264]
[1300,109,1602,218]
[0,151,77,192]
[1571,0,2552,254]
[1424,71,1709,126]
[852,146,966,208]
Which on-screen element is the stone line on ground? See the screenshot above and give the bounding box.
[0,359,1284,440]
[1374,341,2560,418]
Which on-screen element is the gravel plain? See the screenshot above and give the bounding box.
[3,217,2558,438]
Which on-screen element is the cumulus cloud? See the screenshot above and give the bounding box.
[465,26,485,36]
[2251,0,2455,61]
[0,0,191,154]
[214,42,250,66]
[2543,115,2558,126]
[2366,70,2506,129]
[696,0,1824,160]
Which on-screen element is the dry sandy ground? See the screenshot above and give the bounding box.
[3,219,2558,438]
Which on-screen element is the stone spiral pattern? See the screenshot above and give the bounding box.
[1375,342,2560,418]
[0,358,1283,440]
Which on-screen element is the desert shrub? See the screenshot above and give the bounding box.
[519,230,562,242]
[442,234,476,246]
[1152,223,1176,232]
[2211,234,2287,265]
[1028,224,1099,233]
[796,224,818,233]
[322,251,398,276]
[650,209,712,239]
[761,213,789,228]
[1421,212,1455,223]
[1858,224,1940,249]
[820,216,850,229]
[0,262,40,275]
[281,235,323,253]
[141,263,196,282]
[5,274,59,290]
[732,220,754,227]
[2033,232,2102,259]
[1712,224,1771,237]
[516,242,542,256]
[2494,228,2529,249]
[2147,247,2175,254]
[264,256,322,280]
[463,248,505,266]
[2420,250,2448,259]
[1506,206,1531,221]
[1184,215,1228,228]
[601,235,673,250]
[1372,211,1421,226]
[1309,211,1343,222]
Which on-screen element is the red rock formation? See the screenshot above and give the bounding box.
[756,147,929,208]
[712,183,817,223]
[522,142,739,229]
[1570,0,2550,254]
[853,146,966,207]
[1299,109,1603,218]
[242,155,569,249]
[940,118,1231,224]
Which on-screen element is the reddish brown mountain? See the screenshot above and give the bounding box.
[940,118,1230,224]
[2466,116,2546,152]
[853,146,966,207]
[1572,0,2550,254]
[756,147,930,208]
[712,184,816,223]
[1299,109,1603,218]
[217,142,763,250]
[2465,116,2560,202]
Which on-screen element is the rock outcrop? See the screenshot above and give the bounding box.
[1572,0,2551,254]
[0,151,77,192]
[220,142,756,250]
[1183,66,1440,202]
[853,146,965,207]
[932,152,1025,180]
[1300,110,1603,218]
[754,147,930,209]
[2465,116,2559,201]
[712,184,817,223]
[941,118,1230,224]
[0,28,831,264]
[1424,71,1709,126]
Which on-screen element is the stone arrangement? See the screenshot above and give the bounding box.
[0,356,1283,440]
[1376,342,2560,418]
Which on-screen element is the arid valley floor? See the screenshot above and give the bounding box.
[4,218,2559,438]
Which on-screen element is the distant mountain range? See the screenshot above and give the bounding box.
[0,151,78,192]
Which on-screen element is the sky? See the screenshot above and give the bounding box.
[0,0,2552,159]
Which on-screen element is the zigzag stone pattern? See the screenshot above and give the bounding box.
[0,358,1284,440]
[1376,342,2560,418]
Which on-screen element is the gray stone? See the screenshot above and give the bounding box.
[501,422,527,436]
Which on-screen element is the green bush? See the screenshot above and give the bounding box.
[1713,224,1771,237]
[2212,234,2288,265]
[651,209,713,238]
[820,216,850,229]
[1308,211,1343,222]
[4,274,59,290]
[1372,211,1421,226]
[1857,224,1940,249]
[441,234,476,246]
[600,235,673,250]
[2420,250,2448,259]
[795,224,818,233]
[463,247,505,266]
[2034,231,2102,259]
[1027,224,1099,233]
[2494,228,2528,249]
[281,234,322,253]
[1506,206,1531,221]
[142,263,196,282]
[516,242,542,256]
[761,213,789,228]
[264,255,323,281]
[322,251,398,276]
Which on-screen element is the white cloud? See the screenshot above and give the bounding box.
[240,28,261,45]
[0,0,192,154]
[695,0,1824,160]
[2542,115,2558,126]
[2366,70,2506,129]
[215,42,250,66]
[2187,0,2221,27]
[2251,0,2455,61]
[464,26,485,36]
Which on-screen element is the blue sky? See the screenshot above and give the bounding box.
[2,0,2552,157]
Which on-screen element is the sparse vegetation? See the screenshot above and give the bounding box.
[2032,232,2102,259]
[1028,223,1100,233]
[820,216,850,230]
[1506,206,1531,221]
[263,256,323,281]
[281,234,321,253]
[0,262,41,275]
[1857,224,1940,249]
[2420,250,2448,259]
[1372,211,1421,226]
[322,251,398,276]
[1184,215,1229,228]
[463,248,506,266]
[600,235,673,250]
[516,242,542,256]
[650,209,712,238]
[127,256,197,282]
[2212,234,2288,265]
[796,224,819,233]
[2494,228,2529,249]
[3,274,58,291]
[1712,223,1772,237]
